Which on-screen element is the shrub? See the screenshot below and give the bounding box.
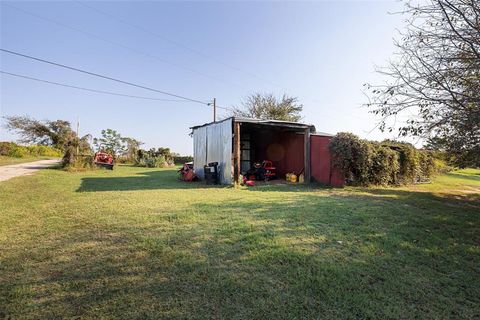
[115,156,132,164]
[418,151,435,182]
[433,158,453,174]
[9,145,28,158]
[0,142,16,156]
[369,144,399,185]
[0,142,62,158]
[173,155,193,164]
[329,133,442,186]
[134,155,170,168]
[64,155,94,171]
[133,148,180,168]
[328,133,373,184]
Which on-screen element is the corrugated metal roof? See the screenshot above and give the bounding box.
[190,117,232,130]
[190,117,317,132]
[311,132,335,137]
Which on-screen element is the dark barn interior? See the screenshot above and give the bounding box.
[233,120,313,183]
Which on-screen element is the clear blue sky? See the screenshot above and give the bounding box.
[0,0,405,155]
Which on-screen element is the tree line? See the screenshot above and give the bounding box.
[3,115,192,169]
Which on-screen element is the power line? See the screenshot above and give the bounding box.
[3,2,250,91]
[0,48,209,105]
[0,71,188,102]
[75,0,284,91]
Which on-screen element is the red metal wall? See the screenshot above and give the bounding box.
[310,135,344,186]
[245,128,344,186]
[250,131,304,178]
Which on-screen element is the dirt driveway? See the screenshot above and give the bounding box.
[0,159,60,182]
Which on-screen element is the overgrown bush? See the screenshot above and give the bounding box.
[133,148,176,168]
[329,133,445,186]
[173,155,193,164]
[369,144,399,185]
[327,133,372,184]
[115,156,132,164]
[0,142,62,158]
[134,155,168,168]
[433,158,453,174]
[63,155,95,171]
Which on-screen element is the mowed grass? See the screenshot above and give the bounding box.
[0,165,479,319]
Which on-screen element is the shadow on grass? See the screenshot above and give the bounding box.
[77,169,227,192]
[247,172,480,204]
[2,185,480,319]
[445,171,480,182]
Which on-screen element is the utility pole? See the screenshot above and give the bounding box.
[213,98,216,122]
[76,117,80,155]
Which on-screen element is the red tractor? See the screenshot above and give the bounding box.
[94,152,114,170]
[244,160,277,182]
[178,162,197,181]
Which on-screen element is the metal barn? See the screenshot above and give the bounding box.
[191,117,343,186]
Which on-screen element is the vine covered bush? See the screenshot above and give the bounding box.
[134,149,174,168]
[173,155,193,164]
[132,148,192,168]
[329,133,447,186]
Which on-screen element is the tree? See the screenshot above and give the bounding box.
[62,133,92,166]
[4,115,91,166]
[93,129,126,157]
[366,0,480,167]
[122,137,143,161]
[5,115,74,148]
[231,93,303,122]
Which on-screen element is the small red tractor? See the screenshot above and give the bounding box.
[94,152,114,170]
[244,160,277,182]
[178,162,197,181]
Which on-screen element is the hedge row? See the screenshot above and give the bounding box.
[134,155,175,168]
[173,155,193,164]
[328,133,450,186]
[0,142,62,158]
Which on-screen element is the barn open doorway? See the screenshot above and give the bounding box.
[232,119,313,184]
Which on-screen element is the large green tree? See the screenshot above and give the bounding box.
[231,93,303,122]
[366,0,480,167]
[93,129,126,157]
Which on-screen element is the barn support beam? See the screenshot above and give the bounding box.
[304,128,311,183]
[233,121,241,185]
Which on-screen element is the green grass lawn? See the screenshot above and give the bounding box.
[0,166,479,319]
[0,156,59,166]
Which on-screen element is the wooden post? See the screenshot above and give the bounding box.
[233,121,241,185]
[304,128,311,183]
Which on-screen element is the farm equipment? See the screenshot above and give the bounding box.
[179,162,197,182]
[94,152,114,170]
[244,160,277,182]
[262,160,276,180]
